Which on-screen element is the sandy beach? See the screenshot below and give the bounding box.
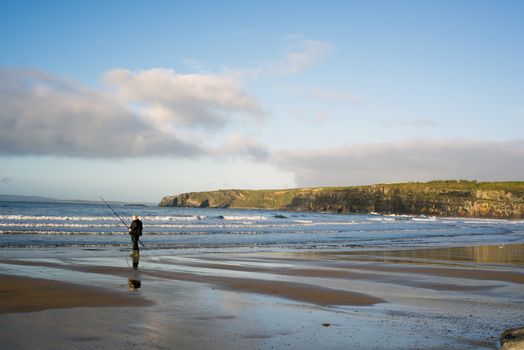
[1,244,523,349]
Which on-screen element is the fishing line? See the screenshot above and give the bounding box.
[98,194,145,248]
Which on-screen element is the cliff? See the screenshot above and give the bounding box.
[159,181,524,219]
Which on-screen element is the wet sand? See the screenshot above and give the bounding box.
[1,243,523,349]
[0,275,152,314]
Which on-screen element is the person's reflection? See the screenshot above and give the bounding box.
[128,251,142,290]
[128,278,141,290]
[132,251,140,270]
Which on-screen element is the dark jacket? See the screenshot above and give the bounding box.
[129,219,143,237]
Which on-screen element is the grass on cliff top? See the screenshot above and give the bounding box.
[193,181,524,196]
[380,181,524,194]
[165,181,524,210]
[285,180,524,193]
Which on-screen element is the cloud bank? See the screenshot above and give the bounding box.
[272,139,524,186]
[0,68,263,158]
[0,35,332,160]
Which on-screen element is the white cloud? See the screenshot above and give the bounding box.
[187,35,333,81]
[272,35,334,75]
[272,139,524,187]
[212,133,270,161]
[104,68,263,130]
[380,118,438,128]
[0,68,204,157]
[220,66,263,81]
[0,67,268,158]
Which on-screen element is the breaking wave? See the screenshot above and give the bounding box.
[1,201,523,249]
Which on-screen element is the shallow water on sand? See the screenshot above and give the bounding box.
[1,244,523,350]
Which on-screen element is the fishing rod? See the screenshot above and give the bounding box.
[98,194,145,248]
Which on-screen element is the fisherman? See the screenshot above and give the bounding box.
[129,214,143,254]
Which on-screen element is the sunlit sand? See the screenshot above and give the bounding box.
[1,244,523,349]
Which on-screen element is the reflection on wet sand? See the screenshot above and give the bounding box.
[128,279,142,290]
[370,243,524,264]
[129,251,141,290]
[0,275,151,314]
[306,243,524,265]
[1,243,524,349]
[132,251,140,270]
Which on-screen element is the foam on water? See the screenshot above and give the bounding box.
[0,215,117,221]
[0,201,523,250]
[218,215,269,221]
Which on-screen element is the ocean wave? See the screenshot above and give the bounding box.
[0,214,205,222]
[0,223,117,228]
[0,220,381,233]
[369,216,439,222]
[0,230,217,236]
[141,215,205,221]
[1,203,522,251]
[463,219,524,225]
[412,217,438,222]
[0,230,128,235]
[217,215,268,221]
[0,215,116,221]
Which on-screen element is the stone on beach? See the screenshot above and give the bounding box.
[500,327,524,350]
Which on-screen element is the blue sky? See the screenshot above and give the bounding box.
[1,0,523,202]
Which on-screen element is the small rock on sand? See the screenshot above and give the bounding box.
[500,327,524,350]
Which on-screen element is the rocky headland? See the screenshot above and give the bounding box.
[159,181,524,219]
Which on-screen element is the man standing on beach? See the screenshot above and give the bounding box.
[129,215,142,254]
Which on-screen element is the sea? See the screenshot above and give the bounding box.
[1,200,524,253]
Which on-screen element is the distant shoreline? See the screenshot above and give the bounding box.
[0,194,155,206]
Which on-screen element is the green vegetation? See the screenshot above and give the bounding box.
[159,181,524,219]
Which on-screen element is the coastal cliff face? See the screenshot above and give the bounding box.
[159,181,524,219]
